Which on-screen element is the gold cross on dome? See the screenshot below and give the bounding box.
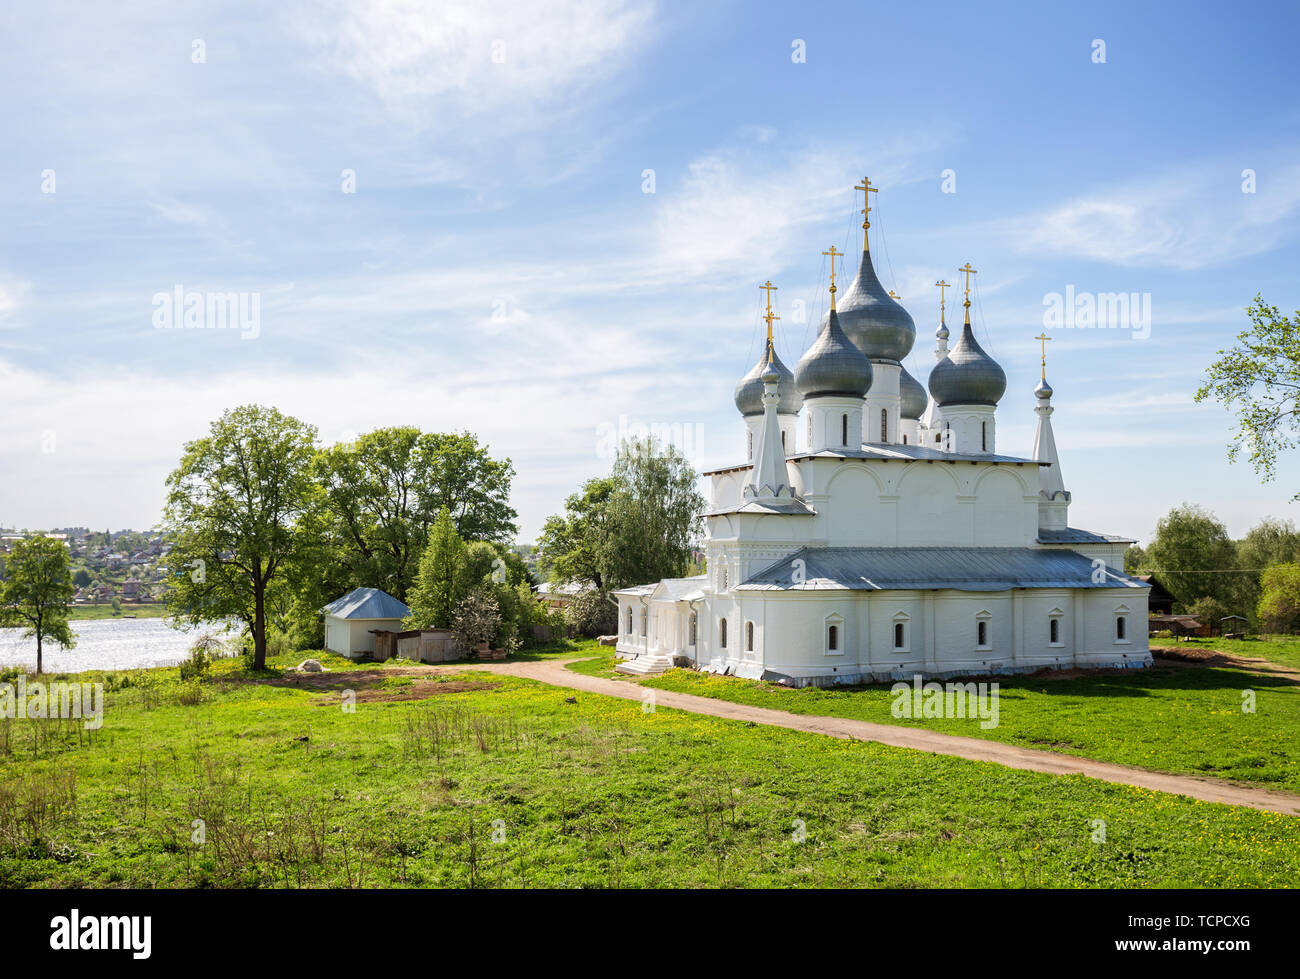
[935,279,951,320]
[823,245,843,308]
[1035,332,1052,379]
[888,290,900,300]
[760,280,780,362]
[958,263,978,305]
[854,177,878,232]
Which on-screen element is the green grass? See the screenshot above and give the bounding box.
[67,603,169,621]
[624,653,1300,793]
[0,642,1296,888]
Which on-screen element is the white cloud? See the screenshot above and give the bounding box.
[1002,162,1300,270]
[295,0,656,124]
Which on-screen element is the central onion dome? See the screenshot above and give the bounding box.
[795,307,873,399]
[734,342,801,416]
[928,319,1007,407]
[825,247,916,363]
[899,365,928,420]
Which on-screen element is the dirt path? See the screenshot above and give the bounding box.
[405,657,1300,817]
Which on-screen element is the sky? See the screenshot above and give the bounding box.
[2,0,1300,546]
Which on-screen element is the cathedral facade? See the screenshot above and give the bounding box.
[613,183,1150,686]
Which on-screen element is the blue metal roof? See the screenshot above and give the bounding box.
[1037,527,1136,545]
[739,547,1150,592]
[321,587,411,620]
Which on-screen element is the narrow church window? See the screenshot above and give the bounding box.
[1116,615,1126,641]
[1049,617,1059,644]
[748,431,753,459]
[902,434,908,445]
[841,413,848,446]
[828,624,838,651]
[781,430,786,451]
[808,416,813,445]
[719,618,728,649]
[689,613,697,646]
[626,607,632,635]
[881,409,888,443]
[977,620,988,647]
[745,621,754,651]
[894,622,905,649]
[981,421,987,452]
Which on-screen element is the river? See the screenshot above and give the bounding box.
[0,617,239,674]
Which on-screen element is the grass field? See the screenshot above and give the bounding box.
[577,644,1300,793]
[66,603,169,621]
[0,642,1297,888]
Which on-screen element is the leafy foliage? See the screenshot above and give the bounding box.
[1146,504,1240,610]
[162,404,319,671]
[0,536,76,674]
[1196,296,1300,495]
[1258,563,1300,633]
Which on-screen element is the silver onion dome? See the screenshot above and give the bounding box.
[795,308,873,399]
[1034,375,1053,400]
[735,342,801,416]
[899,365,928,419]
[823,248,916,363]
[928,321,1007,407]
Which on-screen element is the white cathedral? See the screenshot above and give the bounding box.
[613,181,1151,686]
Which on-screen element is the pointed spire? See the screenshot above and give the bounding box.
[744,359,796,503]
[1033,342,1070,530]
[934,279,950,359]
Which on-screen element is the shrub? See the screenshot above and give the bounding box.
[451,588,502,650]
[178,633,221,682]
[565,589,617,638]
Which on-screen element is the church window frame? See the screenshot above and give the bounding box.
[881,408,888,443]
[825,612,845,656]
[892,611,911,654]
[719,617,728,649]
[975,609,993,651]
[1113,604,1131,644]
[981,421,988,452]
[748,430,753,460]
[1048,608,1065,647]
[841,413,849,447]
[745,620,754,652]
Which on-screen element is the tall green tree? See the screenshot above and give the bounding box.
[405,508,471,630]
[1258,563,1300,633]
[536,437,705,593]
[1196,297,1300,494]
[0,536,76,674]
[1146,504,1239,610]
[314,428,517,602]
[163,404,319,670]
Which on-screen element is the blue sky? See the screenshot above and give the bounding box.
[2,0,1300,545]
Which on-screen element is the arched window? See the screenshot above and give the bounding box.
[719,618,728,649]
[745,621,754,651]
[748,430,753,459]
[881,408,888,443]
[1049,617,1059,644]
[981,421,987,452]
[828,624,838,651]
[781,430,786,451]
[841,413,848,446]
[625,606,632,635]
[894,622,905,649]
[1116,615,1126,641]
[689,613,697,646]
[808,415,813,444]
[977,620,988,647]
[902,434,908,445]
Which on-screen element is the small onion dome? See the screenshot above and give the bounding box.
[795,307,873,399]
[936,321,950,342]
[824,247,916,363]
[1034,376,1053,400]
[734,342,801,416]
[899,365,928,420]
[928,321,1007,407]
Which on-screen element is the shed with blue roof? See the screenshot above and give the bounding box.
[322,587,411,659]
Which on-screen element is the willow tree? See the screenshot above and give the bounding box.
[163,405,319,670]
[0,535,76,674]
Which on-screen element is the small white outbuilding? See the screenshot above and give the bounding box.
[321,587,411,659]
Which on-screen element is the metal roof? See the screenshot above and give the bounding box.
[321,587,411,620]
[703,444,1044,476]
[1037,527,1136,545]
[739,547,1150,592]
